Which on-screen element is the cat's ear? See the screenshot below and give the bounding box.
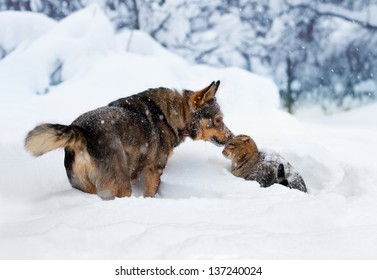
[277,164,289,187]
[238,135,251,143]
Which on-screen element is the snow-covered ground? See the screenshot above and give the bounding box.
[1,6,377,259]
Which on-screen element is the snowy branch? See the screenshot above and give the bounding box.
[283,1,377,31]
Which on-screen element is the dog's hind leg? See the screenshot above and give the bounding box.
[94,161,132,200]
[65,148,97,194]
[92,139,132,200]
[96,177,132,200]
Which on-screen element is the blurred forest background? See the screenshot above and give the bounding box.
[1,0,376,113]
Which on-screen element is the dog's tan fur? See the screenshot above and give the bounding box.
[24,124,81,156]
[25,81,233,199]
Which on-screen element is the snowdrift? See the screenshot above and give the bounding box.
[1,6,377,259]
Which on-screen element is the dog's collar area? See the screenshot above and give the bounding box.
[181,103,190,137]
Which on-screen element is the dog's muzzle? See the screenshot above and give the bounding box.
[211,132,233,146]
[210,136,226,146]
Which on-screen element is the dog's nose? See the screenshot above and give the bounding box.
[225,128,234,140]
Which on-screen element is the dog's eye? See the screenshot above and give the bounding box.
[214,117,222,126]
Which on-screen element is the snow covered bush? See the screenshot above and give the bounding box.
[0,4,115,95]
[1,0,377,112]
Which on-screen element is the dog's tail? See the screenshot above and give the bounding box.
[25,124,85,156]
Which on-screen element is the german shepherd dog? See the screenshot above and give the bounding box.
[25,81,233,199]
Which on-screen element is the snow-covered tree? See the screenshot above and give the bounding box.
[266,0,377,112]
[1,0,377,112]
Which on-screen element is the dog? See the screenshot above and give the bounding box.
[222,135,307,192]
[25,81,233,199]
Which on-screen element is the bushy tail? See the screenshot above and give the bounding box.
[25,124,85,156]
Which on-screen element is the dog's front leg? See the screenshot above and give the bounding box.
[144,167,162,197]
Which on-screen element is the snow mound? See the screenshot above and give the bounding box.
[0,11,57,59]
[0,4,115,95]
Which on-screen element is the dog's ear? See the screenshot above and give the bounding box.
[190,81,220,109]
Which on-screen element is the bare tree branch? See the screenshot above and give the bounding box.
[150,13,171,39]
[282,1,377,31]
